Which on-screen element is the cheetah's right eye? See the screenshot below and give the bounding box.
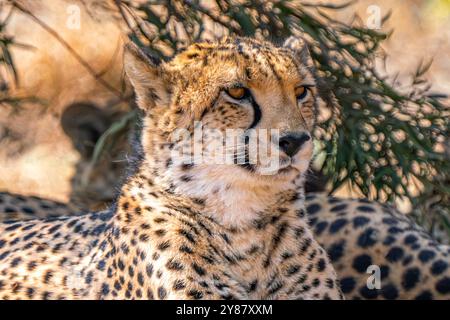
[225,87,248,100]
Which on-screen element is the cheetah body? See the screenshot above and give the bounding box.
[2,191,449,299]
[0,37,343,300]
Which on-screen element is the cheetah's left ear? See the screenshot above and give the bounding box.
[283,36,313,67]
[124,42,170,111]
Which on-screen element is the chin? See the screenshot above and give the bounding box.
[251,156,311,179]
[246,164,304,186]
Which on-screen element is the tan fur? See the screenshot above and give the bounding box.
[0,37,343,300]
[2,191,449,299]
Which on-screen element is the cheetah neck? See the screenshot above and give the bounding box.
[119,141,308,231]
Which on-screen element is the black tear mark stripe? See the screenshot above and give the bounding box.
[248,98,262,129]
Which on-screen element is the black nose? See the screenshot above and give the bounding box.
[278,132,311,157]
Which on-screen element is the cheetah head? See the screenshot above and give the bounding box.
[124,36,317,195]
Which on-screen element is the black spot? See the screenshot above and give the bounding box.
[435,277,450,294]
[0,251,10,260]
[181,163,194,170]
[359,286,378,299]
[114,281,122,291]
[310,278,320,288]
[382,217,398,225]
[173,279,186,291]
[380,265,390,280]
[383,235,396,246]
[415,290,433,300]
[353,216,370,228]
[299,238,312,254]
[286,264,301,276]
[268,281,284,294]
[157,241,171,251]
[146,264,154,277]
[192,263,206,276]
[330,204,348,212]
[5,223,22,231]
[418,249,436,263]
[10,257,22,267]
[329,218,347,234]
[188,289,204,299]
[179,244,194,254]
[27,261,37,271]
[402,255,413,266]
[84,271,94,284]
[381,284,398,299]
[44,270,54,284]
[248,280,258,292]
[352,254,372,273]
[42,291,51,300]
[386,247,404,262]
[357,228,377,247]
[308,217,318,226]
[306,203,321,215]
[158,286,167,299]
[97,260,106,271]
[314,221,328,235]
[328,240,345,262]
[137,273,145,287]
[179,229,196,243]
[316,259,326,272]
[340,277,356,294]
[101,283,110,296]
[26,287,35,299]
[21,207,35,214]
[388,226,403,234]
[166,259,184,271]
[401,267,420,290]
[325,278,335,289]
[404,234,418,245]
[357,205,375,213]
[431,260,447,275]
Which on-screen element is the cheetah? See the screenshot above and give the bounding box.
[3,190,449,300]
[305,193,450,300]
[0,191,82,221]
[0,36,344,300]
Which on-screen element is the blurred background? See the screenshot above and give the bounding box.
[0,0,449,241]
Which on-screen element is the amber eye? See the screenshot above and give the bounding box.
[226,87,247,100]
[295,86,309,101]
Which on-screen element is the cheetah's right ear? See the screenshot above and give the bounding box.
[124,42,170,110]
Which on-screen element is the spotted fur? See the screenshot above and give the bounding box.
[3,191,449,300]
[305,193,450,300]
[0,37,343,300]
[0,192,82,221]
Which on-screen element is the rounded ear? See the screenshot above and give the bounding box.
[123,42,169,110]
[283,36,313,67]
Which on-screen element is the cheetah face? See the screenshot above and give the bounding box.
[125,36,317,185]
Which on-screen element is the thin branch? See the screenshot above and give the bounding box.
[10,0,126,101]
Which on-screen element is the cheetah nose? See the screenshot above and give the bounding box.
[278,132,311,157]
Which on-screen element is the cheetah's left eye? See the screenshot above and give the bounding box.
[295,86,309,101]
[226,87,248,100]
